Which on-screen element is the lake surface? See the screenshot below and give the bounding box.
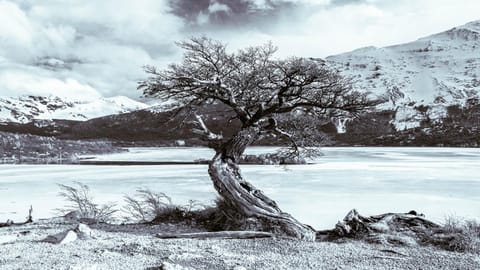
[1,147,479,229]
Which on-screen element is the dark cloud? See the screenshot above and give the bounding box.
[169,0,212,22]
[169,0,298,30]
[330,0,366,6]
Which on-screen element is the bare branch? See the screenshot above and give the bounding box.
[192,113,223,141]
[261,118,299,154]
[139,37,375,151]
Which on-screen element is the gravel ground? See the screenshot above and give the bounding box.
[0,219,479,270]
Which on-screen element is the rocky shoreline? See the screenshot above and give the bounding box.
[0,217,478,270]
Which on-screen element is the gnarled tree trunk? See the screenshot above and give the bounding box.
[208,127,316,241]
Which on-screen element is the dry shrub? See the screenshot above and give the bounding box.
[193,197,249,231]
[123,189,248,231]
[123,188,173,222]
[440,217,480,253]
[123,188,205,224]
[425,216,480,253]
[57,182,117,222]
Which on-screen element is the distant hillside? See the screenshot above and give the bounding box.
[0,104,241,145]
[0,104,337,147]
[0,131,124,164]
[337,103,480,147]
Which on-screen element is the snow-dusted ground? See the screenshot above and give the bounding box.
[1,147,479,229]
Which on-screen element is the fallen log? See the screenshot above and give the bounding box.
[156,231,273,239]
[0,206,33,228]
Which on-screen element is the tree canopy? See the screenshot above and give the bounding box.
[139,37,372,141]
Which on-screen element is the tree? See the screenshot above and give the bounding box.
[139,37,373,240]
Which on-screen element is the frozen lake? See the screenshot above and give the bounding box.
[1,147,479,229]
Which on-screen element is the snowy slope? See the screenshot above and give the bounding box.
[327,20,480,130]
[0,95,149,123]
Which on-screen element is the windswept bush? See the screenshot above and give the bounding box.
[123,188,205,223]
[193,197,252,231]
[423,216,480,253]
[57,182,117,223]
[438,217,480,253]
[123,188,252,231]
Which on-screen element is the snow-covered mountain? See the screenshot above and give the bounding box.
[327,20,480,130]
[0,95,149,123]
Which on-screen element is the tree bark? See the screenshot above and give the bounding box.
[208,126,316,241]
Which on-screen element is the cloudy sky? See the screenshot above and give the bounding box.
[1,0,479,101]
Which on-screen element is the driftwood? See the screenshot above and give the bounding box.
[317,209,441,246]
[156,231,273,239]
[0,206,33,228]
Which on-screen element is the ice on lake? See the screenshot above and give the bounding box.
[1,147,479,229]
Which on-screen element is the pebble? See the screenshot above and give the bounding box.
[42,230,78,244]
[59,230,78,244]
[161,261,192,270]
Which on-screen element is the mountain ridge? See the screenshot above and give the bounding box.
[327,19,480,130]
[0,95,149,123]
